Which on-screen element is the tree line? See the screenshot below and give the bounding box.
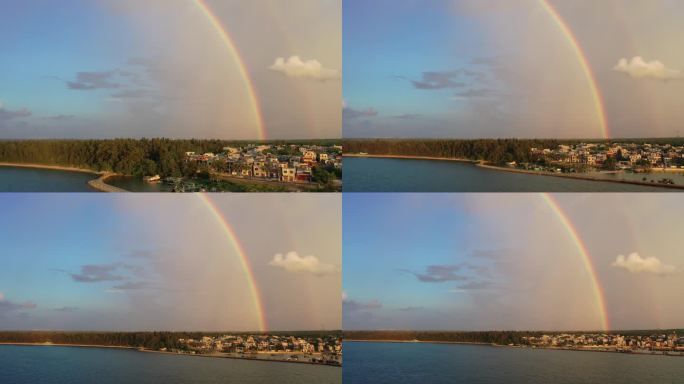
[0,139,339,177]
[344,138,684,165]
[343,330,541,345]
[344,139,562,164]
[344,329,684,345]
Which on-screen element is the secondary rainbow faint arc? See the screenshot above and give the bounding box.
[541,194,610,331]
[539,0,610,139]
[198,194,268,332]
[193,0,267,140]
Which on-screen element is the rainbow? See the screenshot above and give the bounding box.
[197,194,268,332]
[193,0,267,140]
[541,193,610,331]
[539,0,610,139]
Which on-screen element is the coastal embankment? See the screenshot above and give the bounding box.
[88,173,127,192]
[0,162,128,192]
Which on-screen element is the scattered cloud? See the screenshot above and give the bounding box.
[110,89,155,99]
[111,282,149,290]
[613,57,682,80]
[343,106,379,120]
[44,114,76,121]
[52,263,143,283]
[269,56,340,81]
[0,103,32,125]
[269,251,338,275]
[456,281,493,290]
[453,88,498,99]
[396,306,424,312]
[0,293,37,313]
[66,71,121,90]
[399,265,466,283]
[343,297,382,312]
[53,306,79,312]
[412,70,466,90]
[612,253,678,275]
[466,264,490,276]
[393,113,422,120]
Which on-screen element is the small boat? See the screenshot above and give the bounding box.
[143,174,161,183]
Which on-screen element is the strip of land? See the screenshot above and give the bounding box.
[343,153,477,164]
[344,339,684,356]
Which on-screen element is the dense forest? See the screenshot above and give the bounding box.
[344,138,684,165]
[0,331,341,350]
[343,330,684,345]
[0,139,340,177]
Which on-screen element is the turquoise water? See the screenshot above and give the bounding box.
[343,342,684,384]
[1,345,340,384]
[343,158,673,192]
[0,167,96,192]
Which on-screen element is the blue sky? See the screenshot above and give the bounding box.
[343,0,684,139]
[343,193,684,331]
[0,194,341,331]
[0,0,341,139]
[0,1,140,123]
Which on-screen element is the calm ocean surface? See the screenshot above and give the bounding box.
[343,342,684,384]
[0,167,96,192]
[343,157,675,192]
[1,345,341,384]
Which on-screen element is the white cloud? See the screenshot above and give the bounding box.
[270,56,341,81]
[613,56,682,80]
[612,253,678,275]
[0,292,5,301]
[269,251,338,275]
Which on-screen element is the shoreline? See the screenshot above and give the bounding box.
[344,154,684,190]
[344,340,684,357]
[475,163,684,190]
[0,342,341,367]
[0,162,129,192]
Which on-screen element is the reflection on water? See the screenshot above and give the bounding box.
[344,342,684,384]
[0,167,96,192]
[2,346,341,384]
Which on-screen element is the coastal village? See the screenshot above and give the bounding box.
[521,332,684,355]
[175,143,342,189]
[168,334,342,365]
[521,142,684,179]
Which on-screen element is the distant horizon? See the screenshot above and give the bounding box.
[344,328,684,334]
[344,137,684,142]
